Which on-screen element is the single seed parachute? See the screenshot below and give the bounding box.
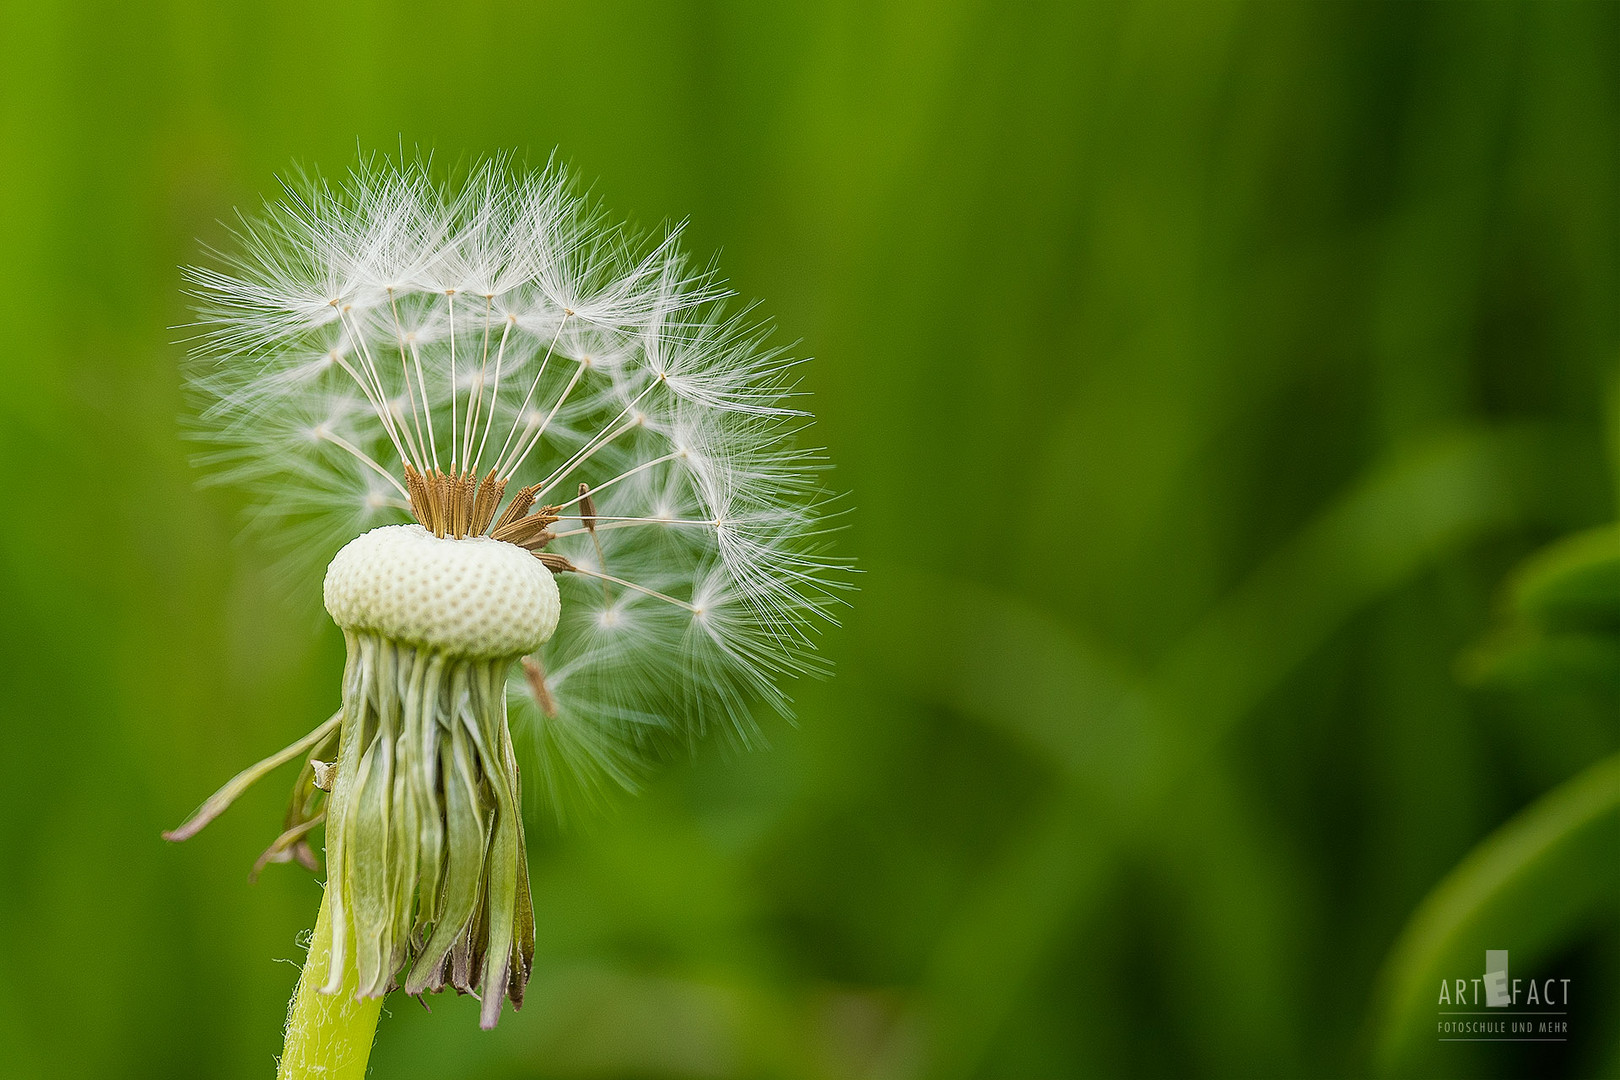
[165,154,847,1028]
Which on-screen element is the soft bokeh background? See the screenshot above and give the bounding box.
[1,2,1618,1077]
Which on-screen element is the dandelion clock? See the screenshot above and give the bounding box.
[164,155,846,1077]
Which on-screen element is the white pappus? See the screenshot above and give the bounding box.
[192,154,846,779]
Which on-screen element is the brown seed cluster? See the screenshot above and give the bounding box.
[403,465,571,572]
[403,464,505,539]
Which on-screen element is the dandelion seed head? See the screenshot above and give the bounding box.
[186,151,850,791]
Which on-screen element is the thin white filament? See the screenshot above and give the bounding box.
[552,514,716,525]
[546,449,682,510]
[391,290,440,471]
[326,350,421,468]
[566,566,698,613]
[335,307,417,472]
[463,295,493,468]
[314,431,411,499]
[522,382,659,501]
[492,313,570,475]
[472,316,515,473]
[446,290,458,470]
[549,519,715,538]
[406,335,441,470]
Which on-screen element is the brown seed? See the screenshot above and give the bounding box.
[520,655,558,718]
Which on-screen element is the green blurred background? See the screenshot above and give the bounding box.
[2,2,1618,1077]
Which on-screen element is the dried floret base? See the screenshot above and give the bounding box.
[278,630,541,1077]
[329,632,536,1005]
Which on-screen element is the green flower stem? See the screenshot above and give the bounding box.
[277,888,384,1080]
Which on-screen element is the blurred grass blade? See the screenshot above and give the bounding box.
[1371,752,1620,1074]
[1464,524,1620,689]
[1154,425,1566,760]
[1508,524,1620,630]
[886,426,1569,1080]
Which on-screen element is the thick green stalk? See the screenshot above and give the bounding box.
[277,889,384,1080]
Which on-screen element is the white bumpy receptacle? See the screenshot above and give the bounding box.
[324,524,561,656]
